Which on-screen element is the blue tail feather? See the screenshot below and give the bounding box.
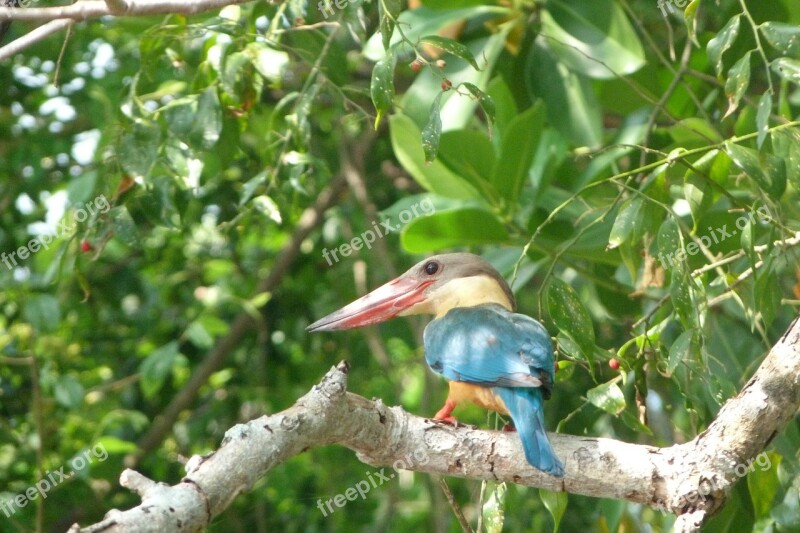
[495,387,565,477]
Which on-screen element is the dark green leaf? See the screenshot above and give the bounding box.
[419,35,480,70]
[707,14,741,77]
[379,0,402,51]
[460,82,496,127]
[608,197,644,250]
[491,102,544,205]
[438,130,497,199]
[724,141,786,200]
[371,53,396,128]
[670,269,698,330]
[755,268,781,329]
[756,91,772,149]
[527,40,602,148]
[667,329,695,374]
[724,51,751,118]
[119,120,161,177]
[547,278,596,365]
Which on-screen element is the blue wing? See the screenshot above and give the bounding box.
[423,303,564,477]
[423,304,555,396]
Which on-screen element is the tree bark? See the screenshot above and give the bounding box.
[71,317,800,533]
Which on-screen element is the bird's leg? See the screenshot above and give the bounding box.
[433,398,457,424]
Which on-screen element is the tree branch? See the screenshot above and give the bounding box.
[0,0,259,61]
[71,317,800,532]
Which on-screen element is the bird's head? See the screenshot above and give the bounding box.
[307,253,515,332]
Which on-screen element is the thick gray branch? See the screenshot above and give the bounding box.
[71,318,800,532]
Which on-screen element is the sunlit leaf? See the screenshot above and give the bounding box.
[540,489,568,532]
[760,22,800,57]
[422,92,444,162]
[587,380,625,415]
[756,90,772,149]
[723,51,751,118]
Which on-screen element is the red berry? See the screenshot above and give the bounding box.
[80,241,92,252]
[441,79,452,91]
[609,358,620,370]
[410,60,422,72]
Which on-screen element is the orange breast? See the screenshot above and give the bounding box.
[448,381,509,415]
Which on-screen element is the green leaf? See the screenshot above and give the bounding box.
[547,278,596,365]
[139,341,180,399]
[54,375,84,409]
[668,118,723,146]
[771,57,800,84]
[486,76,517,138]
[419,35,480,70]
[379,0,402,51]
[771,128,800,190]
[110,206,140,247]
[670,269,698,330]
[540,0,645,79]
[748,451,782,520]
[539,489,568,532]
[371,53,396,128]
[755,268,781,329]
[482,483,507,533]
[707,14,741,77]
[24,294,61,333]
[490,102,544,205]
[724,51,751,118]
[527,40,602,148]
[608,197,644,250]
[119,120,161,177]
[657,218,682,270]
[587,381,625,415]
[400,207,508,252]
[684,171,713,232]
[422,92,444,162]
[186,321,214,349]
[684,0,700,46]
[389,114,480,199]
[460,82,496,127]
[438,130,497,199]
[756,90,773,149]
[667,329,695,374]
[724,141,786,200]
[760,22,800,57]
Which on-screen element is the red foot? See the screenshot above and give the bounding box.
[433,399,457,424]
[502,423,516,432]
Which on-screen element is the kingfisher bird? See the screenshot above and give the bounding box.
[307,253,565,477]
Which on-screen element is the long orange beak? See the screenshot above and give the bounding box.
[307,277,434,332]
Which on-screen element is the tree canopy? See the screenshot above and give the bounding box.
[0,0,799,531]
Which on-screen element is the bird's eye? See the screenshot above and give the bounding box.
[424,261,439,275]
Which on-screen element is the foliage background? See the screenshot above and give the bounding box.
[0,0,799,531]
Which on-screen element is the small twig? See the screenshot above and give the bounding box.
[439,477,475,533]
